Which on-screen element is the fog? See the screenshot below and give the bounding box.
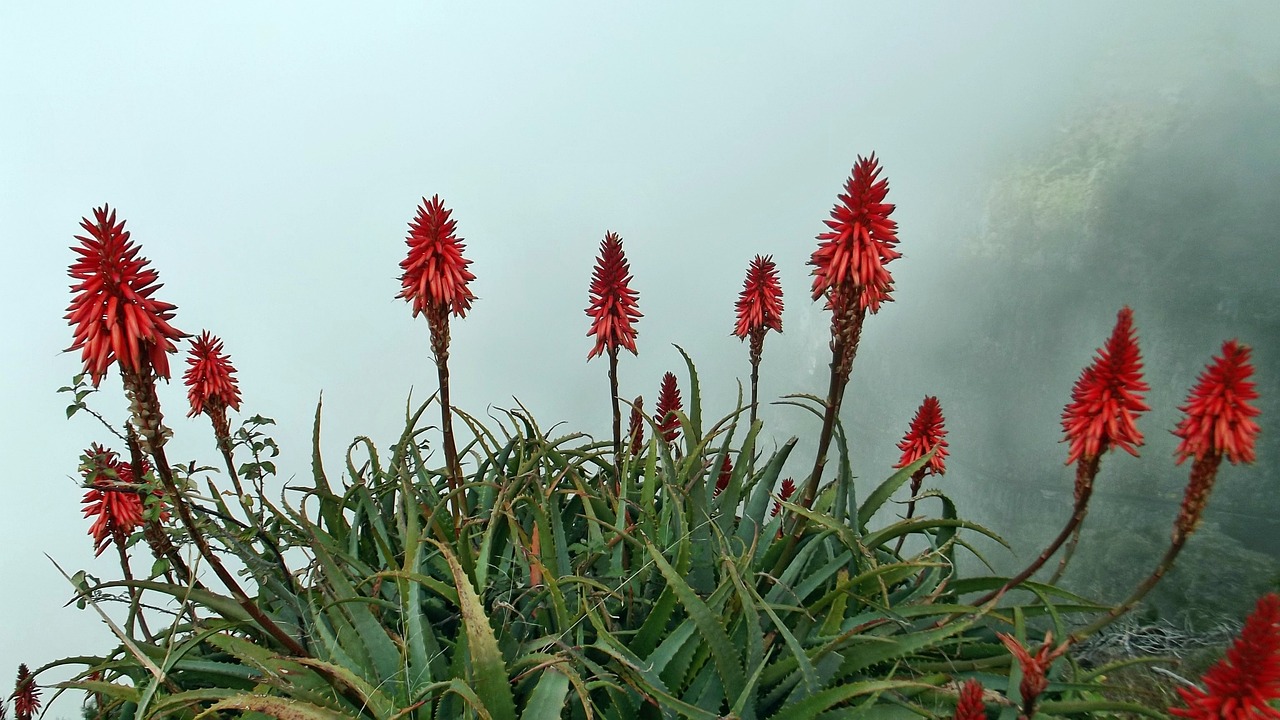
[2,3,1277,711]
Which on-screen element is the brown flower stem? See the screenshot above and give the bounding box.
[149,442,309,657]
[971,456,1099,607]
[428,311,463,529]
[126,427,194,587]
[609,346,622,485]
[892,470,928,555]
[1047,525,1084,585]
[800,337,850,510]
[113,534,152,642]
[748,331,763,429]
[1069,535,1186,644]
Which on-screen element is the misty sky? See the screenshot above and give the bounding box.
[2,3,1278,711]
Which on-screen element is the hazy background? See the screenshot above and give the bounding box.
[3,3,1278,714]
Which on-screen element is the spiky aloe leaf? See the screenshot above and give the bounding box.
[195,694,353,720]
[522,667,571,719]
[644,540,745,705]
[857,451,933,532]
[434,541,517,720]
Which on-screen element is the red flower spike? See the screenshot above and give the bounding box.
[627,396,645,455]
[998,632,1068,718]
[585,231,642,360]
[715,455,733,496]
[1173,340,1261,466]
[1172,592,1280,719]
[12,664,40,720]
[65,206,184,386]
[952,679,987,720]
[1061,308,1151,466]
[80,445,152,556]
[809,155,901,313]
[733,254,784,339]
[398,195,476,319]
[654,372,682,443]
[896,396,949,476]
[771,478,796,518]
[184,331,242,418]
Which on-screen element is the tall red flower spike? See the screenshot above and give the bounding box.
[184,331,242,418]
[654,372,682,443]
[771,478,797,518]
[1061,307,1151,466]
[998,632,1068,719]
[12,664,39,720]
[397,195,476,319]
[65,205,184,386]
[715,455,733,496]
[1172,592,1280,719]
[734,254,784,340]
[809,155,901,313]
[1173,340,1261,466]
[627,395,645,455]
[896,395,949,476]
[585,231,642,360]
[952,679,987,720]
[80,445,151,557]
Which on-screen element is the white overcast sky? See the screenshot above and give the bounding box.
[2,2,1277,711]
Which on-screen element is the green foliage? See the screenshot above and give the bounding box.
[46,364,1162,720]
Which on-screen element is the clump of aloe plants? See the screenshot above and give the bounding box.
[14,155,1272,720]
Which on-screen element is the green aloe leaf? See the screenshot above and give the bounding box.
[521,666,571,719]
[434,541,517,720]
[644,540,745,703]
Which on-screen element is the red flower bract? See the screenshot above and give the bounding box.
[715,455,733,496]
[627,395,645,455]
[80,445,151,557]
[771,478,796,518]
[12,664,40,720]
[65,205,184,386]
[998,632,1068,717]
[654,372,682,443]
[585,231,642,360]
[184,331,242,418]
[1172,592,1280,719]
[398,195,476,319]
[733,254,783,339]
[1173,340,1261,466]
[1061,307,1151,466]
[952,679,986,720]
[809,155,900,313]
[896,395,949,476]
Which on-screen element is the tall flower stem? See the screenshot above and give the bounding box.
[892,469,928,555]
[748,352,761,429]
[112,533,151,641]
[149,441,308,657]
[128,367,308,657]
[608,345,622,483]
[972,455,1099,607]
[429,309,464,527]
[1069,533,1186,644]
[800,300,864,510]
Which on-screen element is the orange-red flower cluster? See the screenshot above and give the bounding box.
[998,632,1068,718]
[715,455,733,496]
[1173,340,1261,466]
[771,478,796,518]
[80,445,152,556]
[733,254,784,339]
[952,679,986,720]
[585,232,642,360]
[809,155,900,313]
[654,372,682,443]
[1061,308,1150,466]
[12,664,39,720]
[896,396,949,476]
[398,195,476,319]
[184,331,242,418]
[65,205,184,385]
[1173,592,1280,719]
